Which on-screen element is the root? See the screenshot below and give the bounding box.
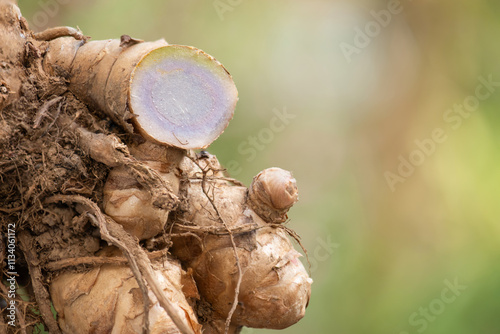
[33,96,63,128]
[44,249,169,271]
[280,224,312,274]
[18,231,62,334]
[40,36,237,149]
[41,98,64,137]
[188,175,245,187]
[32,26,88,42]
[45,195,195,334]
[172,221,260,235]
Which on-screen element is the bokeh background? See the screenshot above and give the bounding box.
[18,0,500,333]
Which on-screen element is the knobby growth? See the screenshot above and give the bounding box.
[0,2,312,333]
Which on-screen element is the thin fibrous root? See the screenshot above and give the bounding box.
[44,249,169,271]
[280,224,312,275]
[33,96,63,128]
[172,221,260,235]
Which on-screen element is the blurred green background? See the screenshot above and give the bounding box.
[18,0,500,333]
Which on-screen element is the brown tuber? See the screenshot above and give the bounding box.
[248,167,299,223]
[43,37,238,149]
[0,2,312,333]
[102,147,312,331]
[163,154,311,330]
[50,247,202,334]
[102,141,184,240]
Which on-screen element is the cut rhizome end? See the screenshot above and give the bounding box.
[129,45,238,149]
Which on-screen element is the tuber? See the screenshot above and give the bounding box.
[171,154,311,330]
[248,167,299,223]
[0,2,312,333]
[50,247,202,334]
[43,37,238,149]
[102,141,184,240]
[102,143,312,331]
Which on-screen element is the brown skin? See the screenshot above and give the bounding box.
[171,154,311,329]
[0,0,27,110]
[43,37,169,132]
[42,37,238,149]
[103,144,311,330]
[50,247,202,334]
[1,2,310,333]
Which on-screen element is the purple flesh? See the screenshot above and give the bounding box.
[129,45,238,149]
